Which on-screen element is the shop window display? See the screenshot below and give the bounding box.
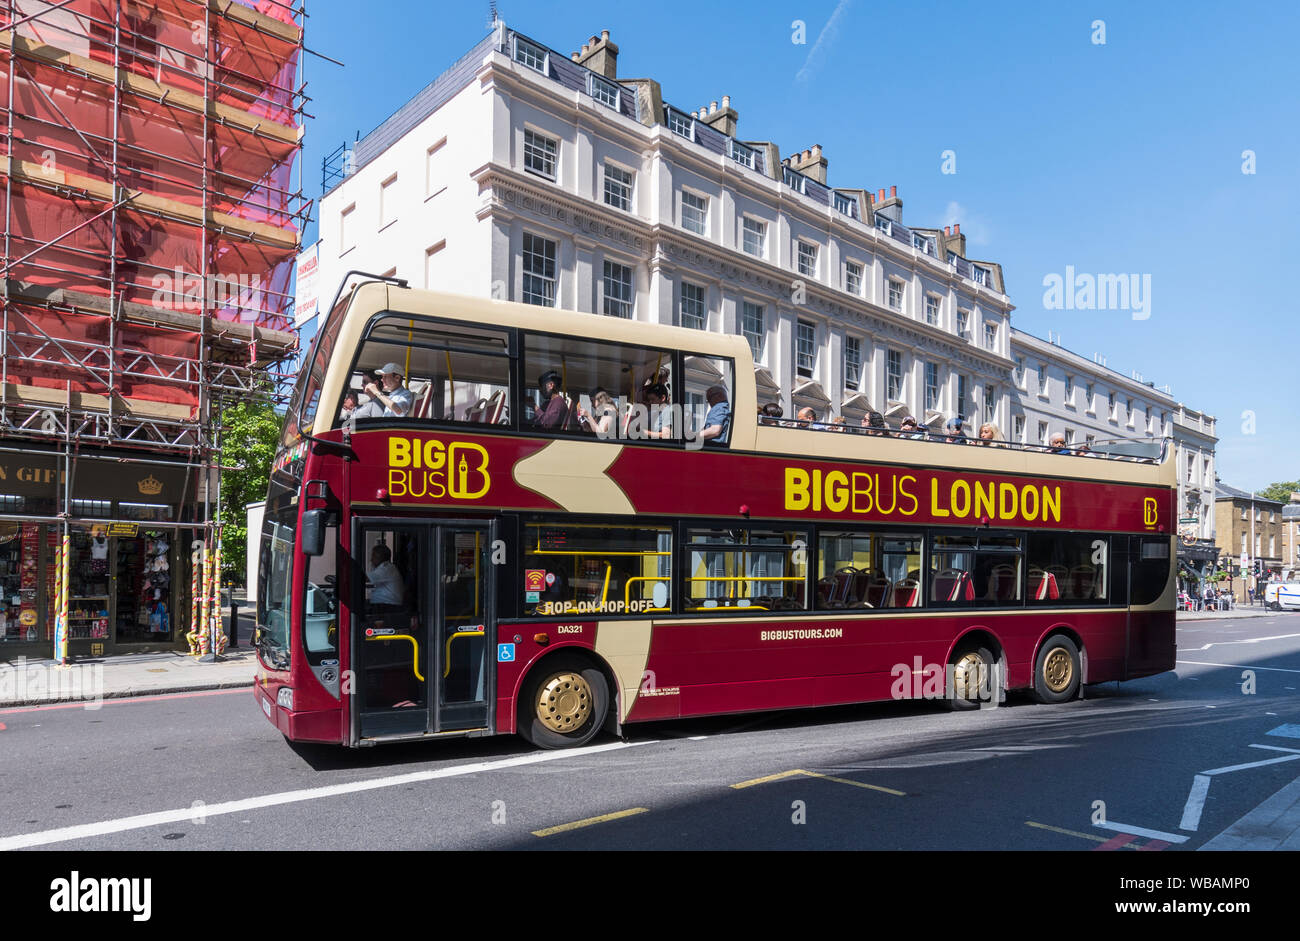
[116,532,171,642]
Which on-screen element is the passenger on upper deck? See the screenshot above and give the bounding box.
[861,411,888,436]
[698,385,730,445]
[898,415,924,439]
[535,371,571,430]
[641,382,674,439]
[829,416,848,432]
[798,406,828,431]
[976,422,1003,446]
[940,416,968,444]
[1048,432,1072,454]
[339,391,358,423]
[577,389,618,437]
[353,363,414,419]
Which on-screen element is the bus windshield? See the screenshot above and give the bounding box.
[257,511,295,670]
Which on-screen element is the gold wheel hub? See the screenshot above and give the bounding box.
[536,672,592,733]
[953,652,988,700]
[1043,648,1074,693]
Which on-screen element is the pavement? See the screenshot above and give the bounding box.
[1177,604,1287,621]
[0,616,259,708]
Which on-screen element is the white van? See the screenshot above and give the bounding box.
[1264,581,1300,611]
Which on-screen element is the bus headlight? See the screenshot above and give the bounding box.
[277,687,294,710]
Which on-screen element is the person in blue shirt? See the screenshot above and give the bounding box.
[699,385,730,445]
[356,362,414,418]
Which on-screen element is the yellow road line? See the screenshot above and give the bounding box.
[817,773,907,796]
[532,807,649,837]
[1025,820,1139,849]
[731,768,905,796]
[731,769,810,789]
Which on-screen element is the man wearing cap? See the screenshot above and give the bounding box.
[356,362,414,418]
[898,415,924,439]
[941,416,968,443]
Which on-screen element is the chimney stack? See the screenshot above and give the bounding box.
[874,184,903,223]
[573,29,619,79]
[784,144,828,184]
[697,92,739,137]
[944,222,966,257]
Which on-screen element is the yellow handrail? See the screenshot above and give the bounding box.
[443,629,485,678]
[365,633,424,682]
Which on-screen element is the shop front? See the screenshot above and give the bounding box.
[0,448,195,660]
[1176,539,1221,599]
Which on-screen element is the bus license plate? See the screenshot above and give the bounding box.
[262,695,272,718]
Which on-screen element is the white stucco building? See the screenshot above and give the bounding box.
[316,22,1016,430]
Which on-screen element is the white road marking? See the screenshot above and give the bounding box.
[1199,752,1300,776]
[1094,820,1189,843]
[1186,633,1300,652]
[0,739,653,851]
[1180,775,1212,831]
[1249,744,1300,755]
[1176,660,1300,674]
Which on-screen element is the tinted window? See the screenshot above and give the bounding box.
[522,523,671,617]
[817,531,922,609]
[1130,536,1171,606]
[345,316,512,426]
[928,532,1023,607]
[687,528,808,612]
[1027,533,1109,604]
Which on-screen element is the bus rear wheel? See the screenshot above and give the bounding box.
[1032,636,1080,704]
[518,656,609,750]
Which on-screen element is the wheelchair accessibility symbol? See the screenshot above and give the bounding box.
[497,643,516,663]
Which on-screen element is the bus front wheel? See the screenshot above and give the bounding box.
[1032,636,1081,704]
[518,656,609,750]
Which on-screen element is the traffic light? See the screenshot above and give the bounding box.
[1254,560,1262,576]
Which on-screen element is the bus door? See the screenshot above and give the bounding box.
[353,521,492,739]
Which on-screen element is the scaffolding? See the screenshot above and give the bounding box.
[0,0,306,656]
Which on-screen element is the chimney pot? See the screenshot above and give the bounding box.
[722,95,730,109]
[812,144,822,158]
[581,42,589,54]
[890,185,897,198]
[953,223,961,235]
[803,148,811,160]
[710,101,718,113]
[590,35,599,46]
[944,226,951,236]
[571,52,580,61]
[601,29,610,41]
[878,188,886,202]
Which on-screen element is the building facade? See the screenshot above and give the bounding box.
[316,23,1016,432]
[1214,484,1285,602]
[1009,328,1219,581]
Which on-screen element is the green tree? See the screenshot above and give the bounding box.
[218,397,282,587]
[1258,481,1300,504]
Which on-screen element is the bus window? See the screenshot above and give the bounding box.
[682,355,734,447]
[818,532,902,609]
[1129,536,1170,606]
[1027,533,1109,604]
[523,332,674,440]
[929,532,1023,607]
[344,316,511,425]
[686,528,808,612]
[522,522,671,616]
[257,513,295,669]
[303,524,339,658]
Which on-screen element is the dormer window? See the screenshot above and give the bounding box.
[783,166,806,193]
[874,215,892,236]
[912,233,934,255]
[588,73,620,109]
[666,108,695,140]
[833,192,857,218]
[972,265,989,286]
[729,140,757,169]
[513,36,547,73]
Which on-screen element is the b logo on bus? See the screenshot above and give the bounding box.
[387,437,491,501]
[1143,498,1158,527]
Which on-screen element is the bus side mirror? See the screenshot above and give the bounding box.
[302,509,327,557]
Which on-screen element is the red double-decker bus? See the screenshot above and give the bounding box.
[255,276,1176,748]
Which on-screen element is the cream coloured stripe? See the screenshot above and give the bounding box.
[512,439,634,513]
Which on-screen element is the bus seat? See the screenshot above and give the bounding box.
[932,569,973,602]
[463,397,489,422]
[862,573,891,608]
[816,576,836,608]
[485,389,507,423]
[890,578,920,608]
[832,567,857,605]
[989,564,1019,601]
[411,382,434,419]
[1069,565,1096,599]
[1030,568,1059,601]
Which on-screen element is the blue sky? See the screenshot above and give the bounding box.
[298,0,1299,489]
